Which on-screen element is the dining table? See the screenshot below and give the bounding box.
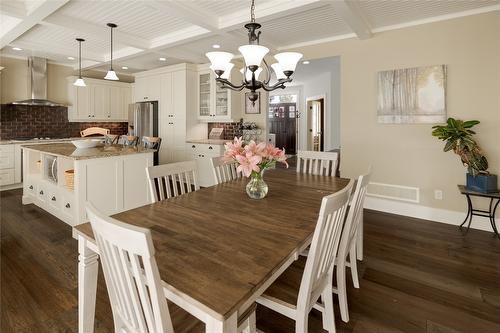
[73,168,351,332]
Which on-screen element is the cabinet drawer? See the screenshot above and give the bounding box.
[198,144,224,155]
[47,189,60,210]
[0,169,15,186]
[25,179,37,196]
[37,184,47,202]
[0,147,15,169]
[61,196,75,219]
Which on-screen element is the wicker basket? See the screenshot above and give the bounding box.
[65,169,75,191]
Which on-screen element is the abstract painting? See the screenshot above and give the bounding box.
[377,65,447,124]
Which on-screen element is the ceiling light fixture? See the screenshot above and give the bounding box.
[12,47,22,51]
[104,23,119,81]
[67,56,75,60]
[73,38,86,87]
[159,57,166,61]
[302,60,310,64]
[121,66,128,70]
[212,44,221,49]
[205,0,302,105]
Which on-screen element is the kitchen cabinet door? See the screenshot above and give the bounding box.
[198,71,211,120]
[76,85,92,119]
[134,76,160,102]
[93,84,110,120]
[109,86,130,121]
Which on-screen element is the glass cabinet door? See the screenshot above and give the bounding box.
[215,81,229,116]
[199,73,211,117]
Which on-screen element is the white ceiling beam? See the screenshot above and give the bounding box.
[219,0,327,31]
[145,1,219,31]
[11,39,104,63]
[0,0,70,49]
[329,0,372,39]
[41,15,150,50]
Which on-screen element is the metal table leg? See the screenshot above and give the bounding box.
[460,194,472,229]
[489,198,500,240]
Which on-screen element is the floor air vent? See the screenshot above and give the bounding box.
[366,182,420,203]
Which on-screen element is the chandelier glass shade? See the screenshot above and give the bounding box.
[205,0,302,102]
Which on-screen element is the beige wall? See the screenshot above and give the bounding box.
[0,56,134,104]
[288,11,500,214]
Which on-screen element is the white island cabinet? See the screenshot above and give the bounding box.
[22,143,153,226]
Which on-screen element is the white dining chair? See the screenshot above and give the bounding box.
[334,171,371,323]
[146,161,200,203]
[210,156,241,184]
[296,150,339,176]
[86,203,256,333]
[256,179,354,333]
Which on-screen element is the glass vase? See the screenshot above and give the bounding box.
[246,171,268,199]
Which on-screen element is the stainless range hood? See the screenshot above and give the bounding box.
[11,57,66,107]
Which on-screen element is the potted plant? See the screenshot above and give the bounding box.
[432,117,497,193]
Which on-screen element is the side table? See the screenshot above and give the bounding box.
[458,185,500,239]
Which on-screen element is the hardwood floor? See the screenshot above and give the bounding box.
[2,188,500,332]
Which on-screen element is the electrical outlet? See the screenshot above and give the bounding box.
[434,190,443,200]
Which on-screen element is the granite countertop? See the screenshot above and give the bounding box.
[0,137,104,145]
[186,139,228,145]
[21,143,155,160]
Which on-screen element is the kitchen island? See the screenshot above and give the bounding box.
[22,143,154,226]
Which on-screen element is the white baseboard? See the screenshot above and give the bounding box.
[364,196,499,233]
[0,183,22,191]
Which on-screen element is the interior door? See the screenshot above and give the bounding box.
[268,102,297,154]
[307,99,324,151]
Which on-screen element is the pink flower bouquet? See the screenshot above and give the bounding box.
[223,137,288,178]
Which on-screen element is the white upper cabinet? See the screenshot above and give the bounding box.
[67,77,131,122]
[133,76,160,102]
[196,65,242,122]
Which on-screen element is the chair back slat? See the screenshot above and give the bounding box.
[211,156,241,184]
[121,135,139,147]
[86,203,174,333]
[338,171,371,261]
[296,179,354,312]
[142,136,162,150]
[146,161,200,203]
[81,127,110,137]
[296,150,339,176]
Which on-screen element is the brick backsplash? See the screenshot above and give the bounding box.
[0,104,128,140]
[208,122,243,140]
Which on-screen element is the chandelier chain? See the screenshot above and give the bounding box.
[250,0,255,23]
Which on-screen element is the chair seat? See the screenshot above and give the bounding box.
[259,256,307,309]
[169,301,205,333]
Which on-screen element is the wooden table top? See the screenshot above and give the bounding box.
[74,168,350,320]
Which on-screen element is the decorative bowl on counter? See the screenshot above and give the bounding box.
[71,139,101,149]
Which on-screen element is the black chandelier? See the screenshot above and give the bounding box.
[205,0,303,104]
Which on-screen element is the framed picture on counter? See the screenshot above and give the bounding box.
[245,92,261,114]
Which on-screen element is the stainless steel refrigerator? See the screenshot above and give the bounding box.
[128,101,159,164]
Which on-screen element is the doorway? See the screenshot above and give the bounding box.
[306,97,325,151]
[268,94,298,154]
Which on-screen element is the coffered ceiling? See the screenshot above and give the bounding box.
[1,0,499,75]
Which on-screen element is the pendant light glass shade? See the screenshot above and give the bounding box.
[271,63,286,80]
[73,38,86,87]
[238,45,269,67]
[104,23,119,81]
[211,63,234,79]
[240,67,262,81]
[206,52,234,72]
[104,70,119,80]
[274,52,303,72]
[73,78,86,87]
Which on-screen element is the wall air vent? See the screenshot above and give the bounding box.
[367,182,420,203]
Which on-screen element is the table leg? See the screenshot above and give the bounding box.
[356,210,363,261]
[78,236,99,333]
[206,312,238,333]
[489,199,500,240]
[460,194,472,229]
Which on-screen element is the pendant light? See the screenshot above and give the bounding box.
[73,38,86,87]
[104,23,119,81]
